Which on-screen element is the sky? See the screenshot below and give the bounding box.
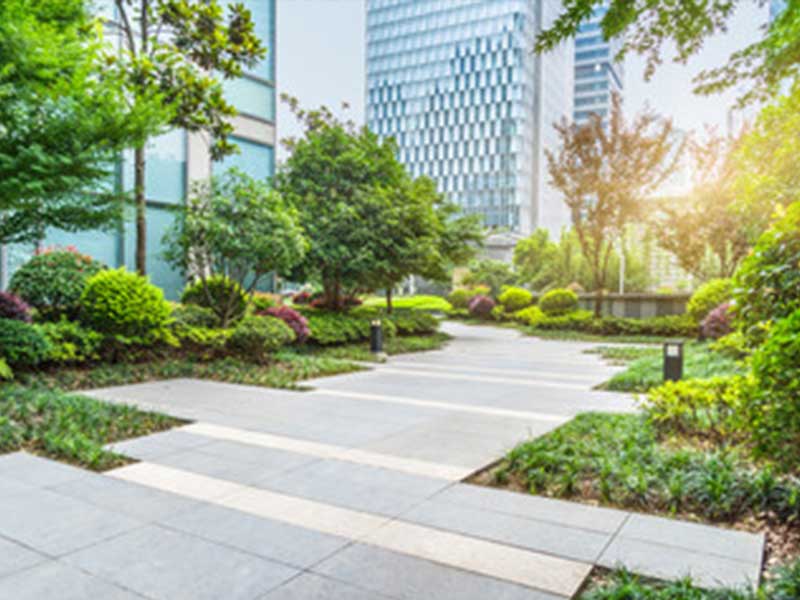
[276,0,771,160]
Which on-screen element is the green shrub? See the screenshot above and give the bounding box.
[734,202,800,344]
[643,376,749,441]
[0,319,52,367]
[447,288,473,309]
[532,312,697,338]
[364,295,451,312]
[301,308,399,345]
[538,288,578,316]
[710,331,749,359]
[749,308,800,470]
[250,291,280,313]
[498,287,533,312]
[0,358,12,380]
[687,278,732,323]
[39,318,103,363]
[182,275,247,327]
[490,305,506,321]
[174,325,232,352]
[227,315,295,363]
[9,248,105,320]
[513,305,545,326]
[80,268,174,346]
[533,310,594,330]
[171,304,219,329]
[386,309,439,335]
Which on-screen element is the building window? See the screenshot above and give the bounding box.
[224,77,276,122]
[214,136,275,180]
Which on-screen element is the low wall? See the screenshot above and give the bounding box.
[576,293,690,318]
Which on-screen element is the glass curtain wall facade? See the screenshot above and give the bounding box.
[366,0,573,237]
[0,0,277,299]
[573,3,624,125]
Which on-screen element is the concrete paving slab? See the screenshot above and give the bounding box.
[0,536,48,579]
[63,525,299,600]
[261,572,399,600]
[0,560,145,599]
[0,451,88,488]
[105,429,213,460]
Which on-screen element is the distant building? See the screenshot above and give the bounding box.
[573,3,624,125]
[0,0,277,299]
[365,0,574,239]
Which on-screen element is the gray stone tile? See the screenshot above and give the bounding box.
[0,472,36,496]
[0,488,142,556]
[0,536,48,578]
[313,543,566,600]
[51,472,203,522]
[618,514,764,564]
[106,429,213,460]
[63,524,299,600]
[149,449,294,486]
[0,452,87,487]
[401,498,611,562]
[433,484,628,534]
[261,572,399,600]
[192,440,317,473]
[599,536,761,590]
[0,560,144,599]
[160,503,349,568]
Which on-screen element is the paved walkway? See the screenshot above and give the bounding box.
[0,322,763,598]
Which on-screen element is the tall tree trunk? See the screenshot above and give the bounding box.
[134,146,147,275]
[385,287,393,314]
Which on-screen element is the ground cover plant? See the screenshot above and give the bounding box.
[0,385,182,470]
[291,332,452,362]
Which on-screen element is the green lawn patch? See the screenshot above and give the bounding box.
[297,332,452,362]
[528,329,683,344]
[601,343,744,392]
[0,385,182,470]
[362,295,452,312]
[584,344,660,365]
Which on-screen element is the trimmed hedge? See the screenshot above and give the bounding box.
[498,287,533,312]
[539,288,578,316]
[227,315,295,363]
[533,311,697,337]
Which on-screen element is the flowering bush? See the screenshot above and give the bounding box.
[468,295,495,319]
[9,247,104,320]
[701,303,733,340]
[257,305,310,343]
[0,292,32,322]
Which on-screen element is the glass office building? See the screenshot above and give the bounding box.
[0,0,277,299]
[366,0,573,237]
[573,3,624,125]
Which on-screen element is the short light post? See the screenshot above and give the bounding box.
[663,340,684,382]
[370,319,384,355]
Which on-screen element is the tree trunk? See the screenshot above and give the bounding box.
[385,288,393,314]
[594,288,603,318]
[134,145,147,275]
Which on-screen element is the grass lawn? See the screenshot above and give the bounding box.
[479,412,800,568]
[529,328,686,344]
[0,385,183,470]
[362,295,452,312]
[599,342,744,392]
[293,331,452,362]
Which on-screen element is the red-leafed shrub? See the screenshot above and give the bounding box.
[468,295,495,319]
[292,290,312,305]
[257,305,310,343]
[701,302,733,340]
[0,292,32,322]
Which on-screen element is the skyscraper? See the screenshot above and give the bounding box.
[0,0,277,299]
[573,4,624,125]
[365,0,573,238]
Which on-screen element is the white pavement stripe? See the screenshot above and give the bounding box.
[108,462,590,596]
[363,367,591,390]
[314,389,569,424]
[181,422,472,481]
[379,360,608,383]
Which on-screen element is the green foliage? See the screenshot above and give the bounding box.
[0,385,181,470]
[302,309,397,346]
[363,295,452,312]
[171,303,219,329]
[687,278,733,323]
[227,315,295,363]
[0,0,162,247]
[447,288,474,309]
[165,171,306,324]
[250,292,280,313]
[513,305,545,326]
[461,260,516,298]
[38,318,103,364]
[533,312,697,340]
[643,376,750,441]
[0,319,51,367]
[9,249,105,321]
[499,412,800,524]
[385,310,439,336]
[733,202,800,344]
[513,229,558,289]
[498,287,533,312]
[80,268,174,346]
[710,331,750,360]
[293,332,452,363]
[533,309,595,330]
[604,343,744,392]
[749,308,800,470]
[538,288,579,316]
[181,275,247,328]
[0,358,11,380]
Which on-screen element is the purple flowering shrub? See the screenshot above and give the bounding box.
[468,294,495,319]
[701,302,733,339]
[258,305,310,343]
[0,291,32,322]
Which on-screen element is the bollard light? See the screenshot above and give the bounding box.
[663,340,684,382]
[370,319,383,354]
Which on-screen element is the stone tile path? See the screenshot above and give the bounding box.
[0,322,763,598]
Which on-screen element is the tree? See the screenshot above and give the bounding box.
[535,0,800,104]
[0,0,161,246]
[546,94,678,315]
[274,98,409,310]
[653,130,753,280]
[107,0,265,274]
[163,170,306,326]
[461,259,517,298]
[513,229,559,290]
